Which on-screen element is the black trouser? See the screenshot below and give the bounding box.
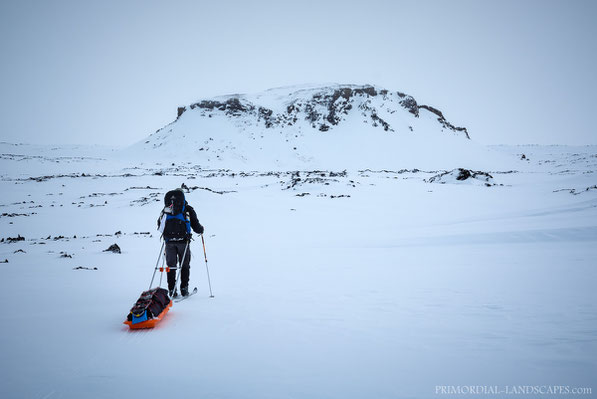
[166,241,191,291]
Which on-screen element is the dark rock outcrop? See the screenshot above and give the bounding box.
[427,168,494,184]
[5,235,25,243]
[418,105,470,139]
[103,244,121,254]
[190,97,255,116]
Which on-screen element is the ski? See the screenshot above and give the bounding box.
[174,287,198,303]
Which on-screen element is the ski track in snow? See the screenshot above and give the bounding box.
[0,143,596,398]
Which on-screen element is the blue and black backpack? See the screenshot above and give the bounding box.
[162,189,191,241]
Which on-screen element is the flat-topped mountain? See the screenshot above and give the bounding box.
[130,84,474,169]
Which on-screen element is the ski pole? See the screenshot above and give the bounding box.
[148,240,165,289]
[201,234,214,298]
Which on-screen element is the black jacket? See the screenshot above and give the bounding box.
[185,204,204,235]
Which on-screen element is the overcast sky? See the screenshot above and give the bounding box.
[1,0,595,146]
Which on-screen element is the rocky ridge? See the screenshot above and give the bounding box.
[173,84,469,138]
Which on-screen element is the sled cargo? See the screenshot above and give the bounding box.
[124,287,172,330]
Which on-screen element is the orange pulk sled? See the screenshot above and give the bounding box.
[123,240,188,329]
[124,287,172,329]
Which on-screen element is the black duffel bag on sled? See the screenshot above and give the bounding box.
[124,287,172,329]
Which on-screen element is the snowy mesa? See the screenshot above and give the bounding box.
[132,84,472,169]
[177,84,469,137]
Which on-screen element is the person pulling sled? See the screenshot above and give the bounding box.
[157,188,204,298]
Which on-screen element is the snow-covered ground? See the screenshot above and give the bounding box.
[1,142,596,398]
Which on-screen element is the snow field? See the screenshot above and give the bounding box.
[0,144,596,398]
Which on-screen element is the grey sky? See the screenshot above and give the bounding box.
[1,0,595,146]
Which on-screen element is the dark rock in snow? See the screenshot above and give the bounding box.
[456,169,491,181]
[103,244,121,254]
[427,168,494,185]
[418,105,470,139]
[399,95,419,116]
[6,235,25,243]
[191,97,255,116]
[554,185,597,195]
[73,266,97,271]
[126,186,159,190]
[1,213,31,218]
[184,186,236,195]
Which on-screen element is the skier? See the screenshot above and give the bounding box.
[157,188,204,298]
